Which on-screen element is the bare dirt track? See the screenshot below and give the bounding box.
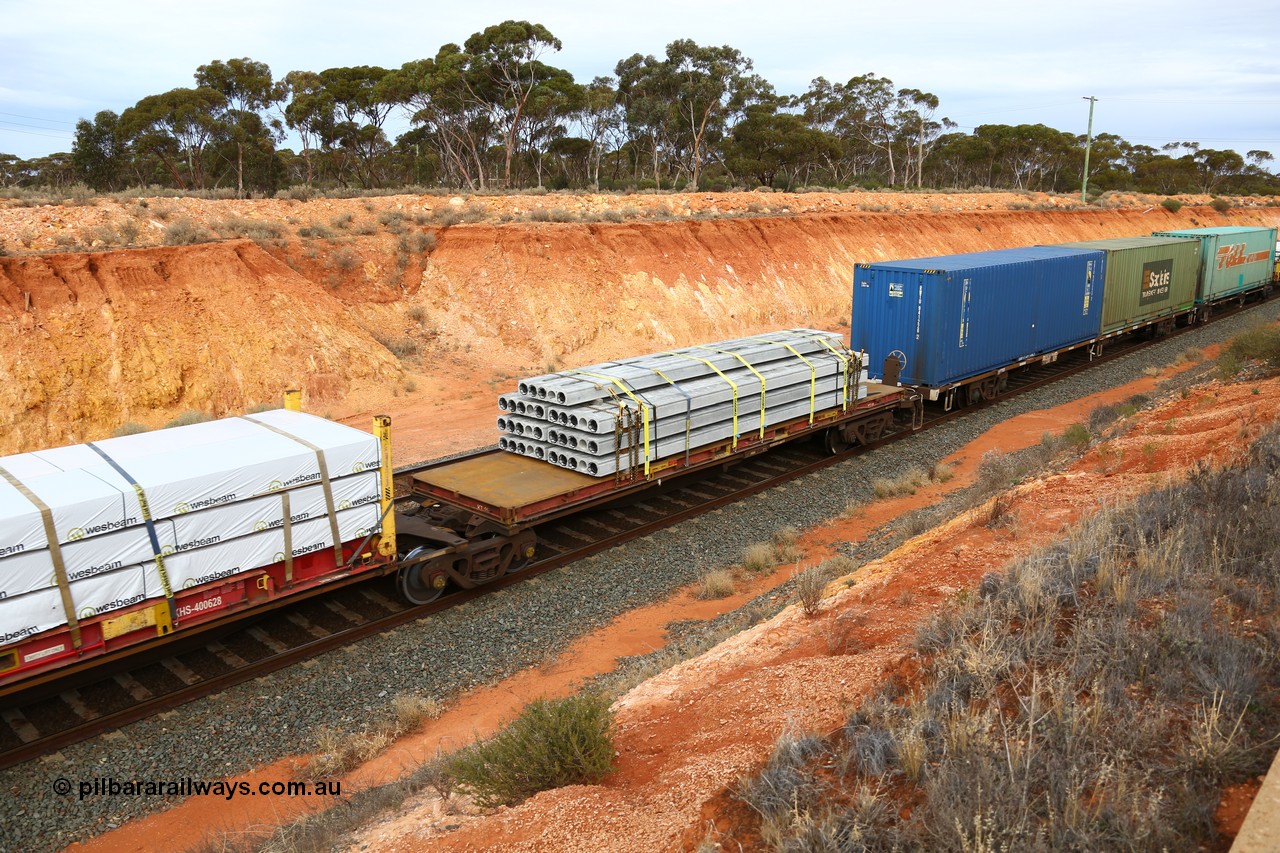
[2,190,1277,461]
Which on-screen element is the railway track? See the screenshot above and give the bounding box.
[0,298,1263,771]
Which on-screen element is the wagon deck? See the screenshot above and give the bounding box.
[411,383,908,529]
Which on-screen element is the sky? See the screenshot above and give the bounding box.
[3,0,1279,167]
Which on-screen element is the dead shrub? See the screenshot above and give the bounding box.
[770,526,801,563]
[696,570,735,600]
[162,217,214,245]
[793,565,827,616]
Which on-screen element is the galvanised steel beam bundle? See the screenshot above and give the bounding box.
[497,330,870,477]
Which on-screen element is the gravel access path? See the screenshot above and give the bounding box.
[6,300,1278,852]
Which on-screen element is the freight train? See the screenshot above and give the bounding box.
[0,224,1274,695]
[853,226,1276,407]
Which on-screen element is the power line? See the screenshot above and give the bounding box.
[1104,97,1280,105]
[0,118,75,133]
[0,126,74,140]
[947,101,1082,120]
[0,110,77,126]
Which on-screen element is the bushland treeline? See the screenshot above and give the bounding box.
[3,21,1277,197]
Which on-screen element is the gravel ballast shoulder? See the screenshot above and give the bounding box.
[4,300,1278,851]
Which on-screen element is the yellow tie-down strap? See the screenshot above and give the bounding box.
[693,346,766,438]
[0,465,82,649]
[793,332,853,409]
[662,351,740,449]
[751,336,818,423]
[569,370,653,476]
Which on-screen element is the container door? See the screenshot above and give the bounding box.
[852,268,927,384]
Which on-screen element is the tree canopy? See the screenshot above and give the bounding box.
[10,21,1270,196]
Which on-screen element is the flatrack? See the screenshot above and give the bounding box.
[410,383,912,530]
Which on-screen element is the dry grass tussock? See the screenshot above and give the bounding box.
[732,423,1280,852]
[742,526,803,573]
[304,693,442,780]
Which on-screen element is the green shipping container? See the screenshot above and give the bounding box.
[1150,226,1276,304]
[1053,237,1199,335]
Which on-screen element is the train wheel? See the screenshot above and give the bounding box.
[397,545,449,605]
[505,535,537,574]
[824,427,850,455]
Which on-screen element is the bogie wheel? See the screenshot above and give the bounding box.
[824,427,851,455]
[966,384,984,406]
[505,533,538,574]
[397,544,450,605]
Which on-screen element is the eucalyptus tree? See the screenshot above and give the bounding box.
[72,110,129,190]
[724,100,840,189]
[1078,132,1132,191]
[120,87,228,189]
[282,70,335,185]
[574,76,624,189]
[928,131,995,187]
[517,67,584,188]
[616,40,765,188]
[798,77,860,184]
[0,153,19,187]
[615,51,678,185]
[973,123,1078,190]
[895,88,952,188]
[463,20,565,187]
[395,47,496,189]
[317,65,398,187]
[665,39,765,188]
[195,58,285,196]
[842,73,901,186]
[1192,148,1245,194]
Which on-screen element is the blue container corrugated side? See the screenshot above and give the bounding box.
[851,247,1106,389]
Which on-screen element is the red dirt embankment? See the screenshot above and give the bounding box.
[1,192,1277,460]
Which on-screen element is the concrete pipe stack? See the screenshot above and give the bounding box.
[0,410,383,642]
[496,329,870,477]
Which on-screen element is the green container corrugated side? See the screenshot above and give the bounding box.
[1052,237,1199,335]
[1149,226,1277,303]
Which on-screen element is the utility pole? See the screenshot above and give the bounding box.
[1081,96,1097,203]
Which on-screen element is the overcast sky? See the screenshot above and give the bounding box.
[3,0,1279,167]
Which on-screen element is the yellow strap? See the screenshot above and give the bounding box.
[569,371,652,475]
[244,417,344,567]
[129,483,175,602]
[0,465,82,649]
[752,337,818,424]
[693,346,767,438]
[663,351,740,448]
[793,332,853,409]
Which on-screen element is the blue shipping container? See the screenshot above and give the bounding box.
[851,246,1106,391]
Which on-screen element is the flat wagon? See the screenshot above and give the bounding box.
[0,397,399,695]
[397,381,914,603]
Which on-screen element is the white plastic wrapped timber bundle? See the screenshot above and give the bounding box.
[495,329,871,478]
[0,410,382,647]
